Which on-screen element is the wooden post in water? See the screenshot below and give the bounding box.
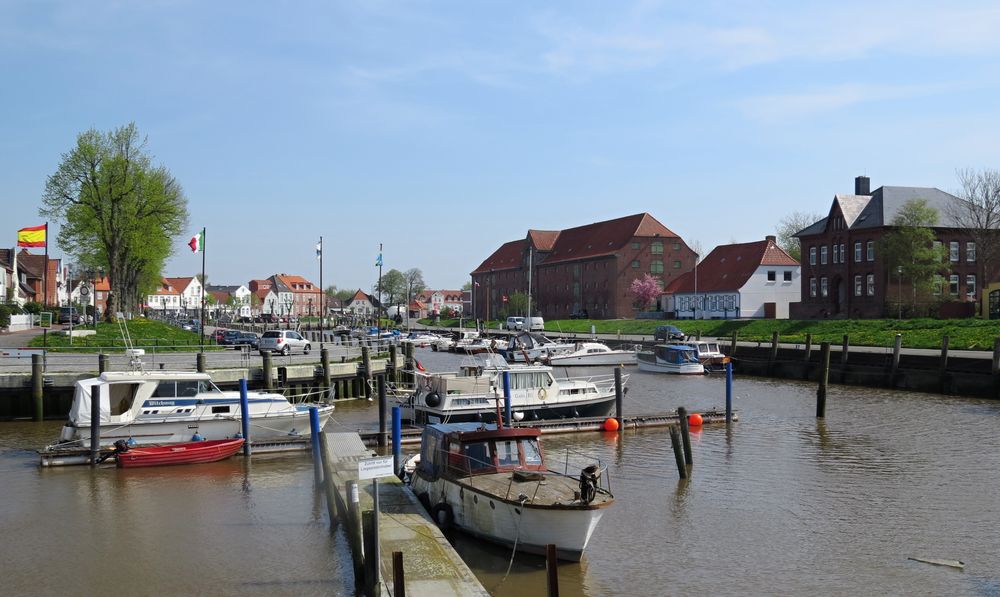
[889,334,902,387]
[804,333,812,362]
[546,544,560,597]
[677,406,693,467]
[196,352,206,373]
[377,374,388,448]
[841,334,850,365]
[32,354,44,422]
[392,551,405,597]
[318,432,337,525]
[817,342,830,418]
[730,332,737,357]
[992,338,1000,398]
[388,344,398,386]
[404,343,414,386]
[614,367,624,433]
[939,335,950,393]
[90,384,102,465]
[321,347,331,398]
[669,426,687,479]
[362,346,372,399]
[262,351,273,390]
[768,331,779,373]
[99,353,109,374]
[362,510,377,597]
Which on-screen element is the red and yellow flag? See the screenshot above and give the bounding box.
[17,224,46,248]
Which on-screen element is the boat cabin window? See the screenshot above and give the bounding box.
[108,383,139,416]
[462,442,491,472]
[176,380,201,397]
[495,440,519,467]
[510,372,553,390]
[152,381,176,398]
[212,406,231,414]
[522,439,542,466]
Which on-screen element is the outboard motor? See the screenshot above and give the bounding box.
[579,464,601,504]
[113,439,130,453]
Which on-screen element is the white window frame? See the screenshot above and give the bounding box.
[967,242,976,262]
[866,274,875,296]
[809,277,817,298]
[821,246,828,265]
[820,277,828,297]
[854,275,862,296]
[950,241,959,262]
[854,242,861,263]
[809,247,816,265]
[966,274,976,299]
[949,274,959,295]
[866,241,874,261]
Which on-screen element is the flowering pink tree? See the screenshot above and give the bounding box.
[630,274,661,310]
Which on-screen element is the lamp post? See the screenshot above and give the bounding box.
[897,266,903,320]
[308,297,313,318]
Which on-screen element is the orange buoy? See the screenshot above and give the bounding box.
[688,413,703,427]
[603,417,620,431]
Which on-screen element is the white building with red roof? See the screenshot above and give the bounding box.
[662,236,800,319]
[415,289,465,316]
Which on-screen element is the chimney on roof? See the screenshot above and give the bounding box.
[765,235,776,243]
[855,175,870,195]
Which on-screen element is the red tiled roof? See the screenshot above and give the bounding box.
[664,239,799,294]
[410,300,427,310]
[254,288,272,302]
[471,239,525,274]
[542,213,678,265]
[209,290,230,303]
[350,289,371,302]
[276,274,321,293]
[164,277,195,293]
[528,230,560,251]
[95,277,110,292]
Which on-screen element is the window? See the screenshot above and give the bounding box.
[854,275,862,296]
[949,274,959,295]
[968,242,977,262]
[673,260,681,269]
[854,242,861,262]
[866,241,874,261]
[821,277,828,297]
[821,246,828,265]
[933,275,943,295]
[631,242,641,250]
[673,242,681,251]
[522,439,542,465]
[631,260,640,269]
[651,241,663,254]
[832,245,838,264]
[809,247,816,265]
[967,274,977,299]
[651,260,664,274]
[783,271,792,282]
[767,271,776,281]
[867,274,875,296]
[840,244,845,264]
[950,241,959,262]
[810,278,816,297]
[462,442,491,471]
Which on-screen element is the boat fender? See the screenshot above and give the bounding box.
[192,433,205,441]
[425,392,442,408]
[431,503,454,530]
[418,492,431,512]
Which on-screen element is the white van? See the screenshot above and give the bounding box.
[528,317,544,331]
[506,316,525,331]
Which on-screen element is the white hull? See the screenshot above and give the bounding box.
[637,359,705,375]
[548,352,637,366]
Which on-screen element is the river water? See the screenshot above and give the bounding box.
[3,349,1000,596]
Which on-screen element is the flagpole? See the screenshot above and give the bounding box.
[43,222,49,307]
[200,227,206,351]
[377,242,383,339]
[319,236,324,348]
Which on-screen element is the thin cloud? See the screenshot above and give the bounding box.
[733,82,961,122]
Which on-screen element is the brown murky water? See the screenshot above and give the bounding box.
[3,349,1000,596]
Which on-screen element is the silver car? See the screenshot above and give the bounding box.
[259,330,311,356]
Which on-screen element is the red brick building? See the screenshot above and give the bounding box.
[471,213,697,320]
[792,176,985,319]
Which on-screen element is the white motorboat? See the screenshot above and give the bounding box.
[458,337,509,354]
[637,344,706,375]
[546,342,638,367]
[503,332,575,363]
[399,332,442,348]
[49,370,334,448]
[401,355,627,425]
[669,340,727,371]
[431,330,480,352]
[410,422,614,561]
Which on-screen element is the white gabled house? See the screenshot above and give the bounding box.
[661,236,801,319]
[146,277,203,315]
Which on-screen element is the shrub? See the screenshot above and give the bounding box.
[23,301,43,315]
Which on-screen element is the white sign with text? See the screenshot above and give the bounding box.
[358,456,394,480]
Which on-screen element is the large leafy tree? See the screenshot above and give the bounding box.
[630,274,661,310]
[403,268,426,305]
[776,211,822,262]
[881,198,948,312]
[380,269,407,308]
[41,123,188,319]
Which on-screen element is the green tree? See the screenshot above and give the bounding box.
[881,198,948,314]
[381,269,407,308]
[41,123,189,320]
[507,291,528,316]
[776,211,822,262]
[403,268,426,305]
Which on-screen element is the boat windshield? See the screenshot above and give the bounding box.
[462,442,491,472]
[522,438,542,466]
[152,379,222,398]
[495,439,519,467]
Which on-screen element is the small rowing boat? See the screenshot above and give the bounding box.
[115,438,245,468]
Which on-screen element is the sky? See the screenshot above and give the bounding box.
[5,0,1000,293]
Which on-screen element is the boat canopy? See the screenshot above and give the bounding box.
[654,345,700,364]
[417,423,545,477]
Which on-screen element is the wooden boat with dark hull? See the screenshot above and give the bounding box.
[115,438,245,468]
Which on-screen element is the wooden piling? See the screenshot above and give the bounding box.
[817,342,830,418]
[768,332,779,373]
[669,426,687,479]
[321,348,331,398]
[993,337,1000,376]
[392,551,405,597]
[546,544,560,597]
[614,367,624,433]
[262,351,273,390]
[32,354,44,421]
[318,428,338,527]
[889,333,902,387]
[196,352,206,373]
[346,480,364,581]
[363,510,378,597]
[98,353,109,374]
[90,384,101,464]
[940,335,950,393]
[804,333,812,362]
[378,375,388,448]
[730,332,737,357]
[388,344,398,385]
[677,406,693,467]
[841,334,849,365]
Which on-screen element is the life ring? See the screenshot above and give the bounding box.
[431,502,454,530]
[538,387,548,401]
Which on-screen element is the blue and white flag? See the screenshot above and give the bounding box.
[316,240,322,261]
[375,253,382,267]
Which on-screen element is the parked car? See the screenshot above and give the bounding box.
[258,330,310,356]
[213,328,229,342]
[218,330,243,345]
[528,317,544,331]
[236,332,259,349]
[59,307,82,325]
[654,325,687,342]
[505,316,525,331]
[569,309,589,320]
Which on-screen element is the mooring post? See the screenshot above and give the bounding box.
[362,346,372,399]
[392,406,402,477]
[239,378,252,457]
[841,334,849,365]
[890,333,902,385]
[346,480,364,581]
[696,329,701,341]
[362,510,378,596]
[98,353,109,374]
[546,544,560,597]
[677,406,693,467]
[90,383,102,465]
[392,551,405,597]
[321,347,331,397]
[502,370,513,426]
[378,374,388,448]
[804,333,813,362]
[404,343,414,386]
[309,406,322,485]
[318,431,338,526]
[769,331,779,369]
[196,351,206,373]
[817,342,830,417]
[940,335,950,393]
[730,332,737,357]
[614,367,624,432]
[32,353,44,422]
[993,337,1000,376]
[388,344,398,385]
[262,351,273,390]
[669,426,687,479]
[725,360,733,424]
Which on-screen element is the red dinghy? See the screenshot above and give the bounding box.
[115,438,245,468]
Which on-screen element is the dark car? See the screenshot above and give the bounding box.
[569,309,589,320]
[218,330,243,345]
[654,325,686,342]
[236,332,259,349]
[59,307,82,325]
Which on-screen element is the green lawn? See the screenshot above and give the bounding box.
[31,319,218,352]
[419,317,1000,351]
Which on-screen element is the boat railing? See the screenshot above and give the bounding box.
[561,372,630,393]
[553,447,613,495]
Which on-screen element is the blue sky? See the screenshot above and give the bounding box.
[5,1,1000,292]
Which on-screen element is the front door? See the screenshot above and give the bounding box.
[990,290,1000,319]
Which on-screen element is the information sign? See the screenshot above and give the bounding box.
[358,455,394,480]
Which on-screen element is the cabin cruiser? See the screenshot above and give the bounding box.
[430,330,480,352]
[502,332,575,363]
[410,423,614,561]
[400,355,626,424]
[545,342,638,366]
[399,331,442,348]
[637,344,706,375]
[49,370,334,448]
[668,340,726,371]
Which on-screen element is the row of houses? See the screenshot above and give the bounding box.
[0,248,115,314]
[471,176,994,320]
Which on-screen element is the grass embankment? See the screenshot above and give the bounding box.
[30,319,217,352]
[419,318,1000,351]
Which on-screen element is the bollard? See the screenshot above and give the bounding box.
[90,384,102,465]
[404,343,414,386]
[677,406,693,467]
[378,375,388,448]
[262,351,273,390]
[769,331,779,368]
[392,406,402,477]
[817,342,831,417]
[309,406,322,485]
[393,551,405,597]
[841,334,850,366]
[363,510,378,597]
[318,424,338,526]
[890,334,902,385]
[239,379,252,456]
[546,544,560,597]
[804,333,812,362]
[197,351,206,373]
[362,345,372,382]
[347,480,364,581]
[389,344,398,385]
[725,360,733,424]
[32,354,44,422]
[669,426,687,479]
[99,353,109,374]
[502,370,512,427]
[321,347,332,399]
[614,367,624,433]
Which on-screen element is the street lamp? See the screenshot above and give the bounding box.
[897,266,903,320]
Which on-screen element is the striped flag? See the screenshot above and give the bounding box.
[17,224,46,247]
[188,230,204,253]
[375,253,382,267]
